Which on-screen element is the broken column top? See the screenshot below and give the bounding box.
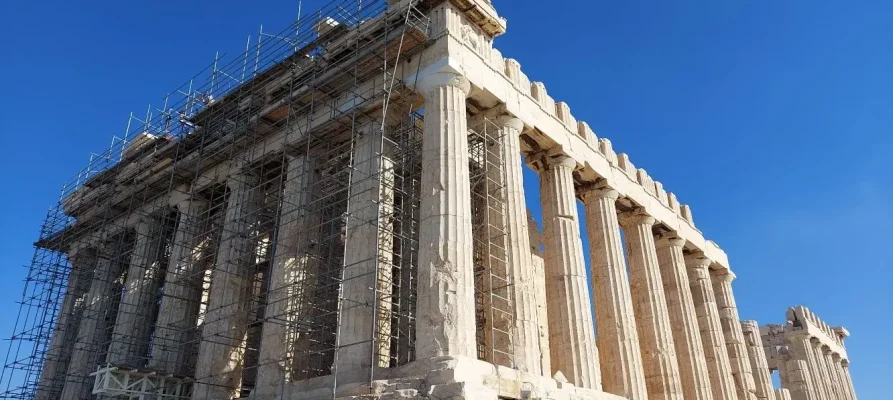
[783,306,849,360]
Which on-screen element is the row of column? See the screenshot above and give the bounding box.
[42,69,802,400]
[782,333,858,400]
[452,70,776,399]
[47,197,214,399]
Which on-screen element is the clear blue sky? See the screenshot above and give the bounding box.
[1,0,890,397]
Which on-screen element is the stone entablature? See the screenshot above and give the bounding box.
[760,307,857,400]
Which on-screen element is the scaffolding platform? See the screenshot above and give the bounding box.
[91,365,191,399]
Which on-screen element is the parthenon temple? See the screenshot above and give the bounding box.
[0,1,859,399]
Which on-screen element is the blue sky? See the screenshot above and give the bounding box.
[1,0,890,397]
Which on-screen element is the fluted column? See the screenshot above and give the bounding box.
[741,320,776,400]
[654,235,712,400]
[254,154,317,399]
[498,116,549,376]
[685,254,737,400]
[806,339,833,400]
[414,71,477,359]
[36,245,96,400]
[62,240,124,400]
[581,184,645,398]
[840,359,857,400]
[537,154,600,389]
[192,171,263,400]
[787,333,825,400]
[830,354,853,400]
[108,216,167,368]
[619,212,682,400]
[819,347,843,400]
[712,270,757,400]
[336,124,397,376]
[781,359,816,400]
[149,197,208,376]
[775,388,792,400]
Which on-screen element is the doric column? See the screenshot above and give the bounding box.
[414,71,477,359]
[62,239,124,400]
[819,347,843,400]
[536,154,600,389]
[149,197,208,376]
[619,212,682,400]
[580,184,645,398]
[775,388,793,400]
[107,216,167,368]
[192,171,263,400]
[786,333,825,400]
[336,124,397,377]
[806,339,833,400]
[840,359,858,400]
[35,245,96,400]
[712,270,757,400]
[254,154,317,398]
[498,116,549,376]
[654,234,712,400]
[741,320,776,400]
[781,359,816,400]
[830,354,853,400]
[685,253,737,400]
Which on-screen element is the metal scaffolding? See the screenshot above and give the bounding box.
[0,0,516,399]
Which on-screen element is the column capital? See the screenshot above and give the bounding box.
[840,359,850,367]
[740,320,760,331]
[495,115,524,132]
[226,168,260,191]
[527,151,577,173]
[544,153,576,168]
[711,269,737,283]
[785,330,813,341]
[654,232,686,249]
[684,252,712,270]
[578,182,619,202]
[174,197,207,212]
[417,69,471,97]
[67,242,95,264]
[618,210,654,229]
[833,326,850,339]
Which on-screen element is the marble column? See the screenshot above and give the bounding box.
[35,245,96,400]
[414,71,477,359]
[787,334,825,400]
[336,124,397,377]
[538,155,600,389]
[61,240,124,400]
[806,339,833,400]
[619,212,682,400]
[149,197,208,376]
[654,235,712,400]
[107,216,167,368]
[498,116,549,376]
[832,356,853,400]
[254,154,318,398]
[192,171,263,400]
[741,320,776,400]
[840,359,858,400]
[781,359,816,400]
[775,388,792,400]
[580,184,645,398]
[712,270,757,400]
[819,347,843,400]
[685,253,737,400]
